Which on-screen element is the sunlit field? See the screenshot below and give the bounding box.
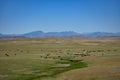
[0,37,120,80]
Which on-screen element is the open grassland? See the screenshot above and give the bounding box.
[0,37,120,80]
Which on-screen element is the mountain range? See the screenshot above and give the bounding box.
[0,31,120,38]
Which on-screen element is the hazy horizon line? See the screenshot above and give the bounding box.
[0,30,120,35]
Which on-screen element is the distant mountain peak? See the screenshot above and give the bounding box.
[0,31,120,38]
[26,31,44,34]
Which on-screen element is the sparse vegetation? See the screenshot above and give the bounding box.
[0,37,120,80]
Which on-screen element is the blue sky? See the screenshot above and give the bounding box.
[0,0,120,34]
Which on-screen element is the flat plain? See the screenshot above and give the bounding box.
[0,37,120,80]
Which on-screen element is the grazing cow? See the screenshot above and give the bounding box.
[83,50,85,51]
[58,56,61,58]
[44,56,48,59]
[113,49,117,51]
[46,54,50,56]
[69,59,82,62]
[107,50,111,52]
[5,53,9,56]
[21,50,23,52]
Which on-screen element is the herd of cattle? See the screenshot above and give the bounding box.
[1,49,118,61]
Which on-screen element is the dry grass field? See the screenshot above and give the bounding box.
[0,37,120,80]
